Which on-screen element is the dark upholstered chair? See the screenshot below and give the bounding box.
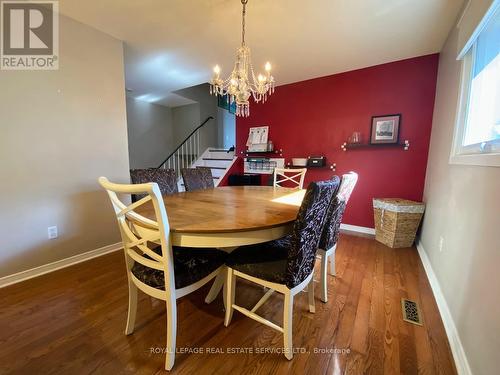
[181,167,214,191]
[317,172,358,302]
[130,168,178,201]
[98,177,226,370]
[224,179,339,360]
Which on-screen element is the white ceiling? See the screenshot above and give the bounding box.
[59,0,464,107]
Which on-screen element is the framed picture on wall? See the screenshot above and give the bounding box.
[370,114,401,144]
[217,94,236,114]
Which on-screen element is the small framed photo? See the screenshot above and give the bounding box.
[217,94,236,114]
[370,114,401,144]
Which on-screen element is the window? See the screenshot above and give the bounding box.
[452,1,500,167]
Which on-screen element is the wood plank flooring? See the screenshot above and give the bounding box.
[0,235,456,374]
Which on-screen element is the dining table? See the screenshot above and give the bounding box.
[135,185,306,303]
[136,185,306,249]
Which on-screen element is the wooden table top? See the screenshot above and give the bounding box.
[136,186,305,234]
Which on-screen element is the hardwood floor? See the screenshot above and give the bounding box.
[0,235,456,374]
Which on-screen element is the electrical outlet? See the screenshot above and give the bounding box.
[48,226,58,240]
[439,236,444,252]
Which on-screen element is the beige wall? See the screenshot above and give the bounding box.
[420,1,500,373]
[173,83,222,151]
[171,103,200,147]
[126,97,175,169]
[0,15,130,277]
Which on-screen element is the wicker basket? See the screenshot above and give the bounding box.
[373,198,425,248]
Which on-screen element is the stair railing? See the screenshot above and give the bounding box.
[156,116,214,180]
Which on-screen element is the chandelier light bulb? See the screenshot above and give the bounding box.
[265,62,272,72]
[213,65,221,75]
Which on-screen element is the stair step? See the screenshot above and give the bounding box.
[209,149,231,152]
[203,158,233,161]
[201,166,226,170]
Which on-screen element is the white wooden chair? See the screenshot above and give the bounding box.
[317,172,358,302]
[273,168,307,189]
[224,180,339,359]
[98,177,226,370]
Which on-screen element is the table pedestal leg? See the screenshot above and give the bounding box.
[205,247,237,305]
[205,267,226,304]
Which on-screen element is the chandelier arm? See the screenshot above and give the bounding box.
[250,64,258,85]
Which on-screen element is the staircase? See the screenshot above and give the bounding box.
[156,116,236,191]
[192,148,236,187]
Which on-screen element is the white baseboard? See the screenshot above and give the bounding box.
[416,240,472,375]
[340,223,376,236]
[0,242,122,289]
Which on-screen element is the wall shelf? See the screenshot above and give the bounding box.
[341,140,410,151]
[241,149,284,157]
[288,163,337,171]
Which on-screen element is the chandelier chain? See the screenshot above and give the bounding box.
[241,0,247,45]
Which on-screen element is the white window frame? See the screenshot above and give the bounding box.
[450,0,500,167]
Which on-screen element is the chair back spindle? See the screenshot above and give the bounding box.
[273,168,307,189]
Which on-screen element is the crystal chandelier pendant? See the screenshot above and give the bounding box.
[209,0,275,117]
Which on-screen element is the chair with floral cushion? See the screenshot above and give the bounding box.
[130,168,178,201]
[181,167,214,191]
[223,179,339,360]
[317,172,358,302]
[98,177,226,371]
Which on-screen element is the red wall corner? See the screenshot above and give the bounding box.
[218,157,244,186]
[235,54,439,228]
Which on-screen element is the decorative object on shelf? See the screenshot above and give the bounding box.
[341,140,410,151]
[267,140,274,152]
[307,156,326,167]
[287,156,335,171]
[370,114,401,144]
[348,131,362,144]
[209,0,275,117]
[246,126,269,152]
[244,157,285,175]
[291,158,308,167]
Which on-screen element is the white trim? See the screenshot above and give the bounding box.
[449,151,500,167]
[450,49,473,163]
[451,10,500,168]
[340,223,375,236]
[457,0,500,59]
[0,242,122,288]
[416,240,472,375]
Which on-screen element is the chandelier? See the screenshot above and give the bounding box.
[209,0,275,117]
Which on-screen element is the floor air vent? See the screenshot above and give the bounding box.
[401,298,423,326]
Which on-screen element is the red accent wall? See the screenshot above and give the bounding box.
[230,54,439,228]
